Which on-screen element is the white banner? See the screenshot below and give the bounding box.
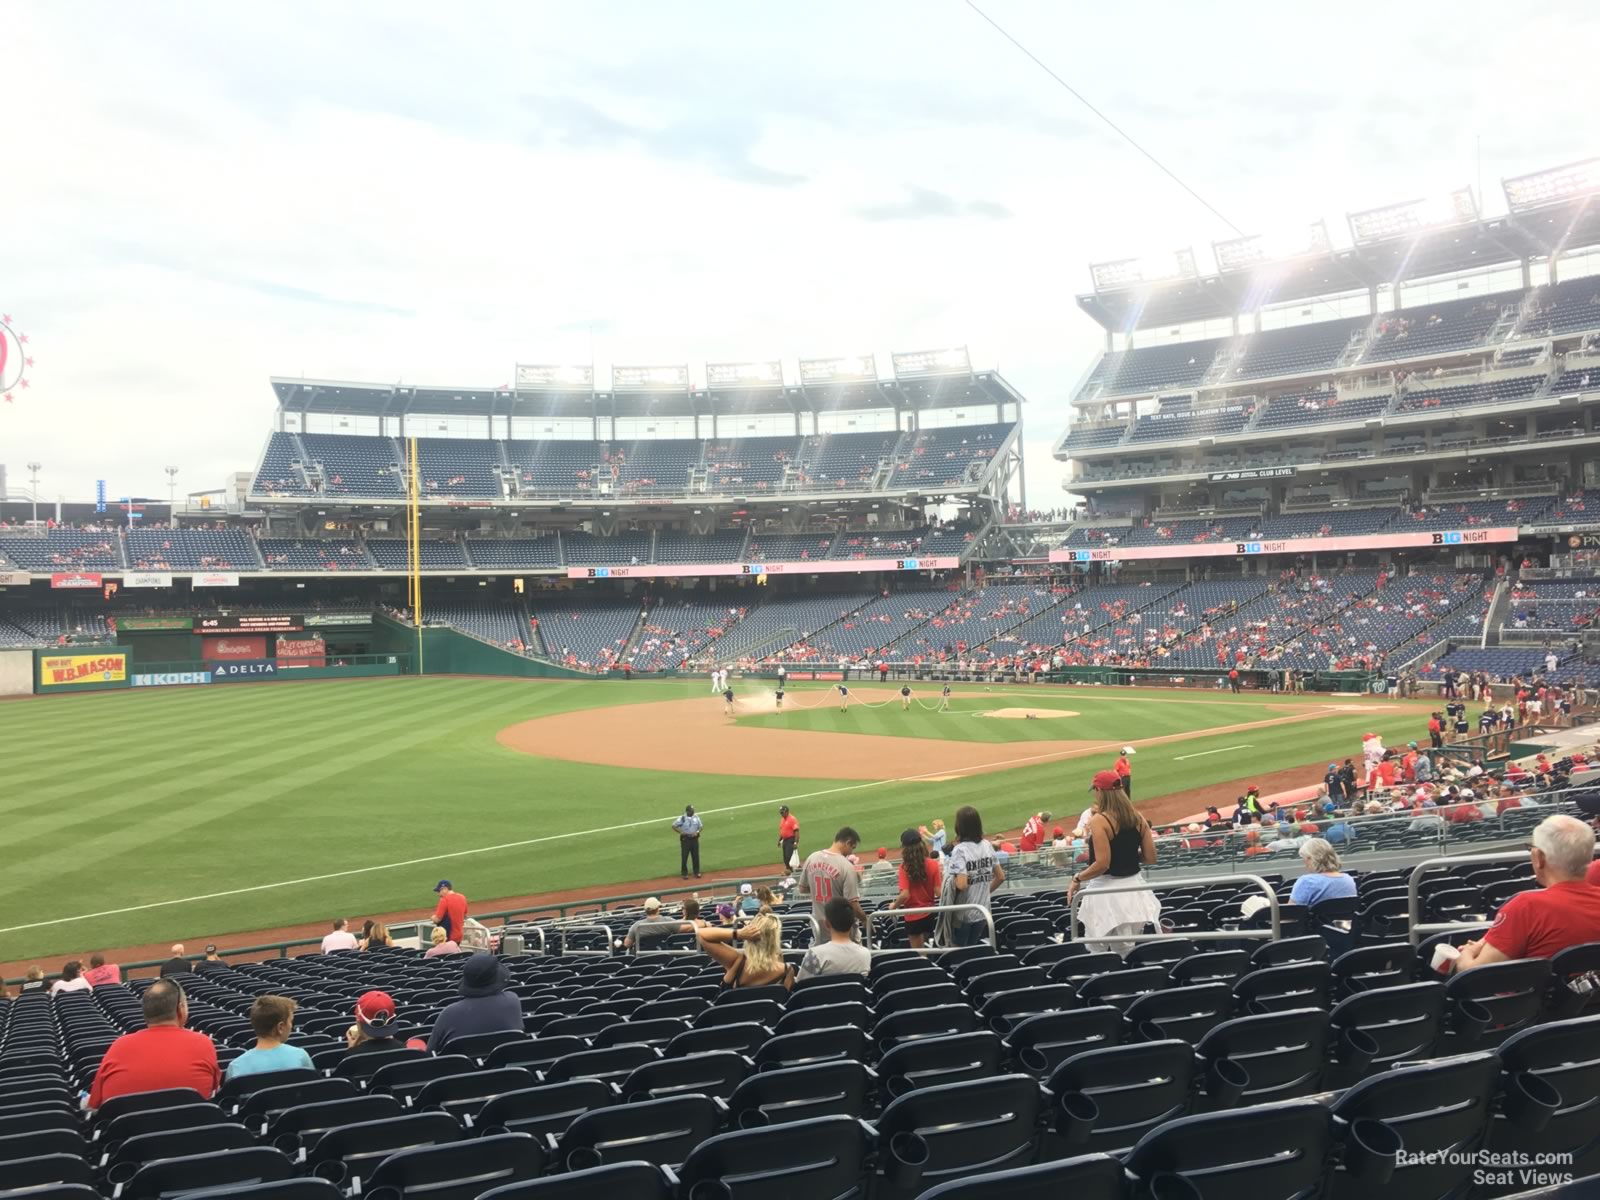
[192,572,240,587]
[122,572,174,588]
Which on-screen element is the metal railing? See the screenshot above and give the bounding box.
[1068,872,1280,945]
[865,903,997,952]
[1405,850,1524,945]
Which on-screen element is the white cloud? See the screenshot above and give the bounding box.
[5,0,1598,513]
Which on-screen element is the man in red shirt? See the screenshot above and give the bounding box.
[88,978,219,1108]
[1018,810,1052,853]
[432,880,468,943]
[778,805,800,871]
[1457,815,1600,971]
[1114,747,1134,798]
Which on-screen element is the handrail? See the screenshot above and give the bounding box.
[542,922,617,956]
[1406,850,1527,945]
[864,903,997,951]
[1068,872,1280,944]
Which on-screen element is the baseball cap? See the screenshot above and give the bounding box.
[739,883,753,896]
[1328,763,1338,771]
[1091,769,1121,791]
[433,880,452,893]
[644,897,662,912]
[1408,741,1418,749]
[1052,826,1065,837]
[355,991,400,1038]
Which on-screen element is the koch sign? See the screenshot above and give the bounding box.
[132,671,212,687]
[1050,527,1518,564]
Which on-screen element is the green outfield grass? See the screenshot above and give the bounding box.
[0,676,1435,964]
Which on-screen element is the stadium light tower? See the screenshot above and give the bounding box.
[26,461,40,525]
[165,465,179,509]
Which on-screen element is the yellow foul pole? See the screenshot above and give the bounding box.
[409,437,424,675]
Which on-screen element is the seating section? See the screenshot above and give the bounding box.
[528,598,641,670]
[701,437,798,493]
[252,432,315,496]
[0,531,122,572]
[1077,337,1228,398]
[1277,572,1486,669]
[1396,497,1555,532]
[1136,579,1274,669]
[1254,390,1392,431]
[366,539,470,570]
[504,442,602,495]
[1550,363,1600,393]
[1542,489,1600,524]
[889,582,1061,660]
[0,607,112,647]
[1128,405,1251,444]
[300,434,404,497]
[654,532,747,565]
[629,601,737,671]
[417,439,504,499]
[258,540,372,570]
[989,583,1176,658]
[1117,517,1256,548]
[743,533,837,563]
[126,530,259,571]
[1062,423,1127,451]
[429,601,535,654]
[562,533,652,567]
[790,587,955,660]
[893,423,1011,488]
[1398,373,1544,413]
[1252,508,1400,539]
[1519,275,1600,338]
[603,442,701,496]
[1432,646,1563,681]
[701,592,871,661]
[1362,290,1522,363]
[918,525,982,557]
[794,430,903,490]
[1230,316,1367,380]
[465,538,563,569]
[1504,578,1600,633]
[830,528,929,560]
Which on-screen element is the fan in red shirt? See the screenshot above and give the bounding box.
[432,881,468,942]
[88,978,219,1109]
[1457,815,1600,971]
[891,828,944,950]
[1019,810,1053,852]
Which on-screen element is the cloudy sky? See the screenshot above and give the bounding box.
[6,1,1597,508]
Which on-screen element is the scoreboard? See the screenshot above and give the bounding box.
[194,613,304,633]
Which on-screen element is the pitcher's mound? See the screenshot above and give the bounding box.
[977,707,1079,720]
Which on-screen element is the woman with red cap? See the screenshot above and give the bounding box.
[1068,769,1160,955]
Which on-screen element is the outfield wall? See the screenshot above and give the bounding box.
[33,646,131,693]
[0,648,32,697]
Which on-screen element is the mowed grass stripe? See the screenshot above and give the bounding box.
[1,681,564,843]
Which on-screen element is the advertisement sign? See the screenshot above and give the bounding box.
[799,355,876,385]
[0,570,30,586]
[117,616,195,631]
[706,360,784,389]
[202,636,268,661]
[303,611,371,628]
[50,572,102,589]
[122,572,174,588]
[276,636,327,667]
[195,613,303,633]
[212,660,278,681]
[1208,466,1297,482]
[515,363,593,390]
[1049,527,1519,565]
[611,364,689,391]
[132,671,212,687]
[567,556,959,581]
[39,652,127,687]
[192,572,240,587]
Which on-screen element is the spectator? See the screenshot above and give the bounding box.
[947,805,1005,948]
[321,919,358,953]
[1069,770,1159,955]
[697,911,795,989]
[19,966,45,993]
[81,953,120,987]
[1456,815,1600,971]
[1289,838,1357,907]
[88,979,219,1108]
[738,883,762,916]
[623,897,694,952]
[889,827,943,950]
[196,945,228,973]
[870,847,897,876]
[364,923,396,951]
[798,898,872,980]
[158,943,189,977]
[424,927,461,958]
[798,827,866,944]
[226,995,314,1080]
[427,953,524,1052]
[919,818,947,856]
[49,960,91,996]
[432,881,468,944]
[1019,810,1053,852]
[345,991,406,1052]
[357,920,376,949]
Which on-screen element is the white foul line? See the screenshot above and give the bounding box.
[1173,744,1252,761]
[0,738,1130,937]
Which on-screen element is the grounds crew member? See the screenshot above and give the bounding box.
[673,805,703,879]
[778,804,800,871]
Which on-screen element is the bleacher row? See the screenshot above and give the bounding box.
[250,425,1016,501]
[1076,275,1600,401]
[4,859,1599,1200]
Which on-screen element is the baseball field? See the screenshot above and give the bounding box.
[0,675,1436,969]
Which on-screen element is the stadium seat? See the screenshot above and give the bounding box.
[1043,1041,1194,1155]
[752,1025,869,1072]
[1123,1099,1342,1199]
[1327,982,1446,1086]
[123,1147,299,1200]
[912,1152,1128,1200]
[1195,1008,1330,1105]
[676,1114,872,1199]
[1441,958,1553,1051]
[304,1112,464,1191]
[359,1133,546,1200]
[1006,1005,1124,1077]
[471,1079,612,1141]
[726,1060,872,1129]
[620,1049,749,1103]
[877,1031,1004,1102]
[476,1163,674,1200]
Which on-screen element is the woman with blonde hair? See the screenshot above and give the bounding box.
[424,926,461,958]
[697,910,794,989]
[1068,769,1160,955]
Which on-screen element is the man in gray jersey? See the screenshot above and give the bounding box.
[797,826,866,945]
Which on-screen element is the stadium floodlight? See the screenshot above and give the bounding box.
[1348,188,1478,245]
[1503,158,1600,212]
[1089,249,1198,292]
[892,347,972,378]
[707,360,784,390]
[799,355,878,385]
[1213,221,1333,273]
[515,364,593,390]
[611,364,690,391]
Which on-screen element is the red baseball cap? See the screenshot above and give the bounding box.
[355,991,399,1037]
[1091,769,1121,791]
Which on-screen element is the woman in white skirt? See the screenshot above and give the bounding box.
[1068,769,1161,955]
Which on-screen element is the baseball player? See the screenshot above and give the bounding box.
[940,682,952,712]
[723,684,736,717]
[710,665,721,693]
[775,683,785,711]
[900,683,913,711]
[836,683,850,711]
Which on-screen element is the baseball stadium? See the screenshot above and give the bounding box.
[7,13,1600,1197]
